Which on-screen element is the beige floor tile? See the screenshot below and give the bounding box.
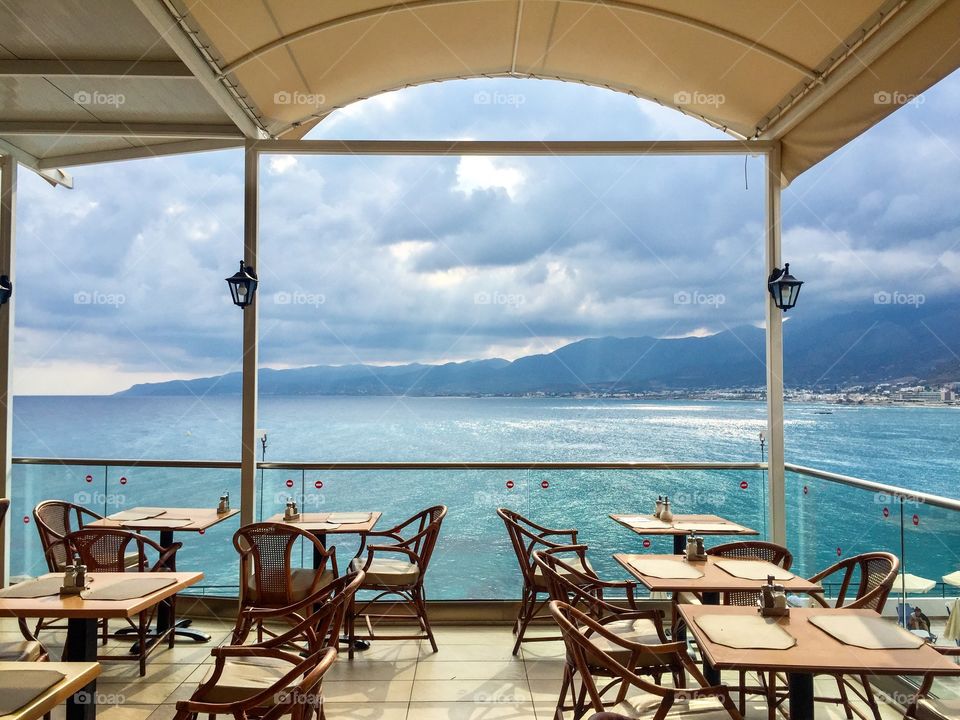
[350,641,422,662]
[419,643,518,663]
[99,662,199,683]
[518,641,565,661]
[411,679,532,704]
[405,701,537,719]
[321,702,409,719]
[145,706,179,720]
[415,661,526,681]
[324,680,414,703]
[97,682,182,705]
[328,659,417,681]
[523,660,565,680]
[431,627,515,644]
[94,704,158,720]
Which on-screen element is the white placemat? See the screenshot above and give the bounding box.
[81,575,176,600]
[123,518,192,529]
[715,559,795,581]
[0,669,66,715]
[672,521,745,532]
[327,512,372,524]
[619,515,671,529]
[0,575,64,598]
[696,614,796,650]
[107,508,166,522]
[810,615,925,650]
[628,558,704,579]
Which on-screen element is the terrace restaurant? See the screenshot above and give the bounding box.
[1,1,960,719]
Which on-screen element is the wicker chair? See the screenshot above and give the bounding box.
[533,547,674,718]
[498,507,594,655]
[234,522,339,642]
[550,600,744,720]
[347,505,447,659]
[806,551,899,720]
[0,498,48,663]
[903,646,960,720]
[174,646,337,720]
[65,527,182,675]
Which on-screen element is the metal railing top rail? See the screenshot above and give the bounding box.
[11,456,959,512]
[785,463,960,513]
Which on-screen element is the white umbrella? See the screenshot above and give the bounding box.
[896,572,937,594]
[942,570,960,588]
[945,599,960,643]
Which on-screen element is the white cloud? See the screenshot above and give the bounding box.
[268,155,299,175]
[455,156,524,199]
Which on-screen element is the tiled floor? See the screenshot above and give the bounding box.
[5,618,912,719]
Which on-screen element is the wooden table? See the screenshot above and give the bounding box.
[0,662,100,720]
[679,605,960,720]
[89,506,239,642]
[610,513,758,554]
[614,553,821,684]
[264,511,381,569]
[0,572,201,720]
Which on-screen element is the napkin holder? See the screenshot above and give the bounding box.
[59,564,88,596]
[684,535,707,562]
[759,575,789,617]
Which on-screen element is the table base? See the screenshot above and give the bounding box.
[65,618,97,720]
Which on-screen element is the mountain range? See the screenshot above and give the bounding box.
[118,302,960,396]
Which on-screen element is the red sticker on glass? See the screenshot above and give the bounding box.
[540,480,549,489]
[22,516,29,524]
[913,514,920,526]
[642,539,651,549]
[199,529,205,535]
[882,507,890,518]
[739,480,748,490]
[314,480,323,489]
[803,485,809,495]
[505,480,514,489]
[119,477,127,485]
[85,475,93,483]
[285,479,294,488]
[837,547,842,557]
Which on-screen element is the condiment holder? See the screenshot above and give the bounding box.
[217,491,231,515]
[653,495,664,518]
[759,574,789,617]
[659,496,674,524]
[684,534,707,561]
[59,557,88,596]
[283,497,300,522]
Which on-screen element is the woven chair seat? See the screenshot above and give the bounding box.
[350,557,420,587]
[532,556,594,590]
[610,695,734,719]
[244,568,334,603]
[0,640,44,662]
[197,655,296,704]
[583,618,662,666]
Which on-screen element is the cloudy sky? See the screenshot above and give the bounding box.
[12,71,960,395]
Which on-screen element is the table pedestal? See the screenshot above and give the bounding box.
[65,618,98,720]
[314,532,369,652]
[787,673,814,720]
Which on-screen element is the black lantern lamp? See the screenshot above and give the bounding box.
[0,274,12,305]
[767,263,803,311]
[225,261,258,308]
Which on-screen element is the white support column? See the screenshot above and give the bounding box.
[240,144,259,526]
[0,155,16,584]
[764,142,786,545]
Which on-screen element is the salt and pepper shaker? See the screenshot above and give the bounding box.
[685,534,705,560]
[760,574,789,616]
[654,495,664,518]
[659,496,673,523]
[217,491,230,514]
[60,553,85,595]
[284,497,300,521]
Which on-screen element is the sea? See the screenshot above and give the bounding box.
[9,396,960,599]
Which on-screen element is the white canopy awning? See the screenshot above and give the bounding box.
[1,0,960,185]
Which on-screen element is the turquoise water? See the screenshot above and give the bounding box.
[9,396,960,598]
